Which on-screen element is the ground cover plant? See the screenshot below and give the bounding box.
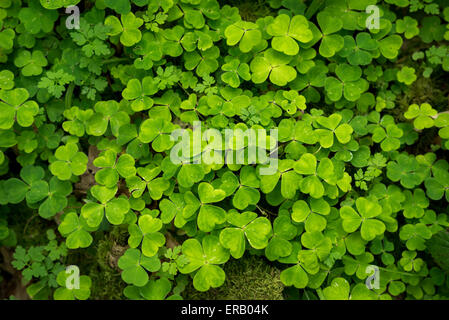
[0,0,449,300]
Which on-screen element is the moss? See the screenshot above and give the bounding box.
[7,205,52,248]
[396,75,448,115]
[182,254,284,300]
[86,225,129,300]
[394,72,449,154]
[224,0,274,22]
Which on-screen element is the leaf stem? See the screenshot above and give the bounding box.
[102,57,132,65]
[377,266,420,277]
[316,288,325,300]
[431,110,449,119]
[65,82,75,109]
[305,0,325,19]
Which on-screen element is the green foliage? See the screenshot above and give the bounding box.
[340,197,386,241]
[14,50,48,77]
[0,88,39,129]
[11,230,68,299]
[404,103,437,130]
[105,12,144,47]
[49,142,88,181]
[53,270,92,300]
[183,254,284,300]
[397,66,417,85]
[427,230,449,272]
[179,235,230,292]
[1,0,449,302]
[58,211,93,249]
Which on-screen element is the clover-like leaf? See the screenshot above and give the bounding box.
[322,277,350,300]
[221,58,251,88]
[292,198,330,232]
[139,118,176,152]
[325,64,368,102]
[184,47,220,77]
[315,113,354,147]
[0,29,15,50]
[198,182,226,204]
[54,271,91,300]
[399,223,432,251]
[49,143,88,181]
[232,166,260,210]
[118,248,161,287]
[317,11,344,58]
[338,33,378,66]
[58,211,93,249]
[93,150,136,188]
[386,154,428,189]
[122,77,158,112]
[179,235,230,292]
[425,169,449,202]
[267,14,313,55]
[81,185,130,228]
[14,50,48,77]
[397,66,417,86]
[105,12,143,47]
[219,210,272,258]
[18,1,59,34]
[0,88,39,129]
[224,21,262,53]
[250,48,297,86]
[396,17,419,39]
[372,122,403,152]
[104,0,131,14]
[128,215,165,257]
[265,216,297,261]
[0,70,14,90]
[340,197,385,241]
[378,35,403,60]
[127,165,170,200]
[404,103,437,130]
[86,100,130,137]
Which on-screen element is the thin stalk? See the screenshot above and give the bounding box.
[316,288,326,300]
[305,0,325,19]
[102,57,132,65]
[377,266,421,277]
[65,82,75,109]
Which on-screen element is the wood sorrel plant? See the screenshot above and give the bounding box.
[0,0,448,301]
